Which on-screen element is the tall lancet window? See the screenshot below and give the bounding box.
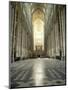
[32,9,44,51]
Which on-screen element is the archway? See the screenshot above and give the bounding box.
[32,9,44,52]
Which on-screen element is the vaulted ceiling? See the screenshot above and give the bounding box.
[21,2,56,38]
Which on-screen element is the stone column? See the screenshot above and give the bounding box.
[11,3,17,63]
[60,7,66,60]
[9,3,15,63]
[54,23,56,58]
[56,6,62,59]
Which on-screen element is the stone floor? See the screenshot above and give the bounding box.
[10,58,66,88]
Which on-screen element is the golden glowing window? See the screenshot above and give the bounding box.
[32,9,44,51]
